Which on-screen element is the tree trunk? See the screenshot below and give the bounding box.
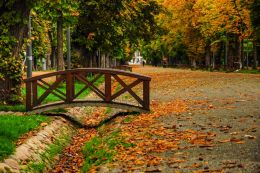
[225,36,229,69]
[227,35,235,69]
[10,2,30,58]
[48,31,56,68]
[205,42,211,68]
[191,58,197,68]
[253,40,258,69]
[46,54,51,70]
[1,0,31,103]
[57,13,65,71]
[241,39,245,69]
[235,35,242,69]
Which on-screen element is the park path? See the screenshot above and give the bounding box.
[52,66,260,173]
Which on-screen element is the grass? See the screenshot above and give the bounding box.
[0,115,49,161]
[105,107,112,115]
[123,116,133,123]
[0,104,26,112]
[25,128,73,173]
[234,69,260,74]
[0,75,104,112]
[23,75,104,104]
[81,130,135,172]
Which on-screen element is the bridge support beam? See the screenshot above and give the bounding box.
[66,72,74,103]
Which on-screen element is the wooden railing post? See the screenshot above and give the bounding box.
[143,80,150,110]
[26,81,32,111]
[66,72,74,103]
[105,73,111,102]
[32,81,38,107]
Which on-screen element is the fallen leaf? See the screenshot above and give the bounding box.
[218,139,230,143]
[40,122,48,127]
[244,135,256,139]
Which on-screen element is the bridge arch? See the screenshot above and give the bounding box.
[24,68,151,113]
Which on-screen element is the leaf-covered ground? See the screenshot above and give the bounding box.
[51,66,260,173]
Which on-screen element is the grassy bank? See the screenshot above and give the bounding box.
[25,127,74,173]
[0,115,49,161]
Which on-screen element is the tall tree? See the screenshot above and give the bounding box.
[250,0,260,69]
[34,0,79,70]
[0,0,37,103]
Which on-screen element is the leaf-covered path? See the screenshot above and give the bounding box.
[52,67,260,173]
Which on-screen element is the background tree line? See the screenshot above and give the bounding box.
[0,0,259,104]
[144,0,260,70]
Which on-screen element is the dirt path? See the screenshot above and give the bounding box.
[52,66,260,173]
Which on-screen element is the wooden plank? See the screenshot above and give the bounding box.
[143,80,150,110]
[25,68,151,82]
[66,72,74,103]
[30,100,150,114]
[32,81,38,107]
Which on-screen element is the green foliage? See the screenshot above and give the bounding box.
[34,0,79,26]
[0,55,24,103]
[0,1,38,103]
[0,56,23,81]
[74,0,161,59]
[0,115,49,161]
[250,0,260,40]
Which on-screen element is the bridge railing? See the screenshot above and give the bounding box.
[24,68,151,113]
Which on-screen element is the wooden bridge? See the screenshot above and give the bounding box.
[24,68,151,113]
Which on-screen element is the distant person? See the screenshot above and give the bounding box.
[142,60,145,67]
